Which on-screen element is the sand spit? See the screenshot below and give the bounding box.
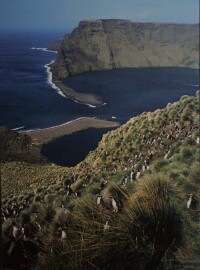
[26,117,119,144]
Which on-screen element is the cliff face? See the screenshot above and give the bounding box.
[48,39,63,51]
[51,19,199,80]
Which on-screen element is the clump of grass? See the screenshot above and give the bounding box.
[189,165,200,185]
[19,210,31,225]
[102,182,129,210]
[34,194,42,202]
[183,138,196,146]
[36,173,185,269]
[52,208,72,230]
[181,148,193,159]
[154,159,170,172]
[30,202,41,214]
[2,219,13,239]
[125,172,184,268]
[38,205,56,224]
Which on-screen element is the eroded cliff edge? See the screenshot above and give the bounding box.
[51,19,199,80]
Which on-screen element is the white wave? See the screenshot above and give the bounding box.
[87,104,97,108]
[189,84,199,87]
[44,60,106,108]
[31,47,106,108]
[30,47,58,53]
[183,83,199,87]
[23,117,97,133]
[72,99,97,108]
[45,60,67,98]
[12,126,25,131]
[175,81,199,87]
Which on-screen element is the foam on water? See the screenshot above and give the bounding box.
[45,60,67,98]
[31,47,106,108]
[12,126,25,131]
[175,81,199,87]
[30,47,58,53]
[44,60,105,108]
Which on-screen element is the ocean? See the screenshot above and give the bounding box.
[0,31,199,166]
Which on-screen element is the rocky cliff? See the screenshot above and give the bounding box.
[51,19,199,80]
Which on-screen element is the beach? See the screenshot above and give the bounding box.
[26,117,119,144]
[44,53,105,107]
[54,80,105,107]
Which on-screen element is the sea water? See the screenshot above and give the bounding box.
[0,30,199,166]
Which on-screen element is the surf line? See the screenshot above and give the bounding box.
[44,60,67,98]
[30,47,58,53]
[44,60,106,108]
[12,126,25,131]
[31,47,106,108]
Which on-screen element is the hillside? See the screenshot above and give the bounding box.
[51,20,199,80]
[1,91,200,269]
[0,126,47,164]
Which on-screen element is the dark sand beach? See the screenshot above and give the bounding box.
[26,117,119,144]
[55,81,104,107]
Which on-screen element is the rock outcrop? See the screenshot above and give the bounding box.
[48,39,63,51]
[51,19,199,80]
[0,127,47,163]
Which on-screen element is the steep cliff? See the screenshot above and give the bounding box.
[51,19,199,80]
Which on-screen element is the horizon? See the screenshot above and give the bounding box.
[0,19,198,35]
[0,0,199,31]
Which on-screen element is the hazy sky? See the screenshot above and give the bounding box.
[0,0,199,31]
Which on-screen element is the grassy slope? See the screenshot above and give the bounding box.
[1,92,200,269]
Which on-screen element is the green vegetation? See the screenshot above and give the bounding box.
[0,126,47,163]
[1,91,200,269]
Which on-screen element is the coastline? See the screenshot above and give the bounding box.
[45,60,67,98]
[54,80,105,107]
[32,47,105,107]
[25,117,119,144]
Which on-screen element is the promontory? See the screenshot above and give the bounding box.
[51,19,199,80]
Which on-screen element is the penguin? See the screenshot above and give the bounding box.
[130,171,135,182]
[135,171,141,179]
[187,194,193,209]
[111,197,118,213]
[61,200,65,208]
[21,227,28,241]
[61,230,66,239]
[187,194,197,209]
[97,195,102,207]
[35,221,42,231]
[12,222,20,239]
[124,176,128,186]
[103,221,110,232]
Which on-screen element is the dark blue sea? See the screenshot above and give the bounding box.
[0,31,199,166]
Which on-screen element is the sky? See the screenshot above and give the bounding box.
[0,0,199,31]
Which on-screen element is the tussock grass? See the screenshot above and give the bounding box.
[2,92,200,269]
